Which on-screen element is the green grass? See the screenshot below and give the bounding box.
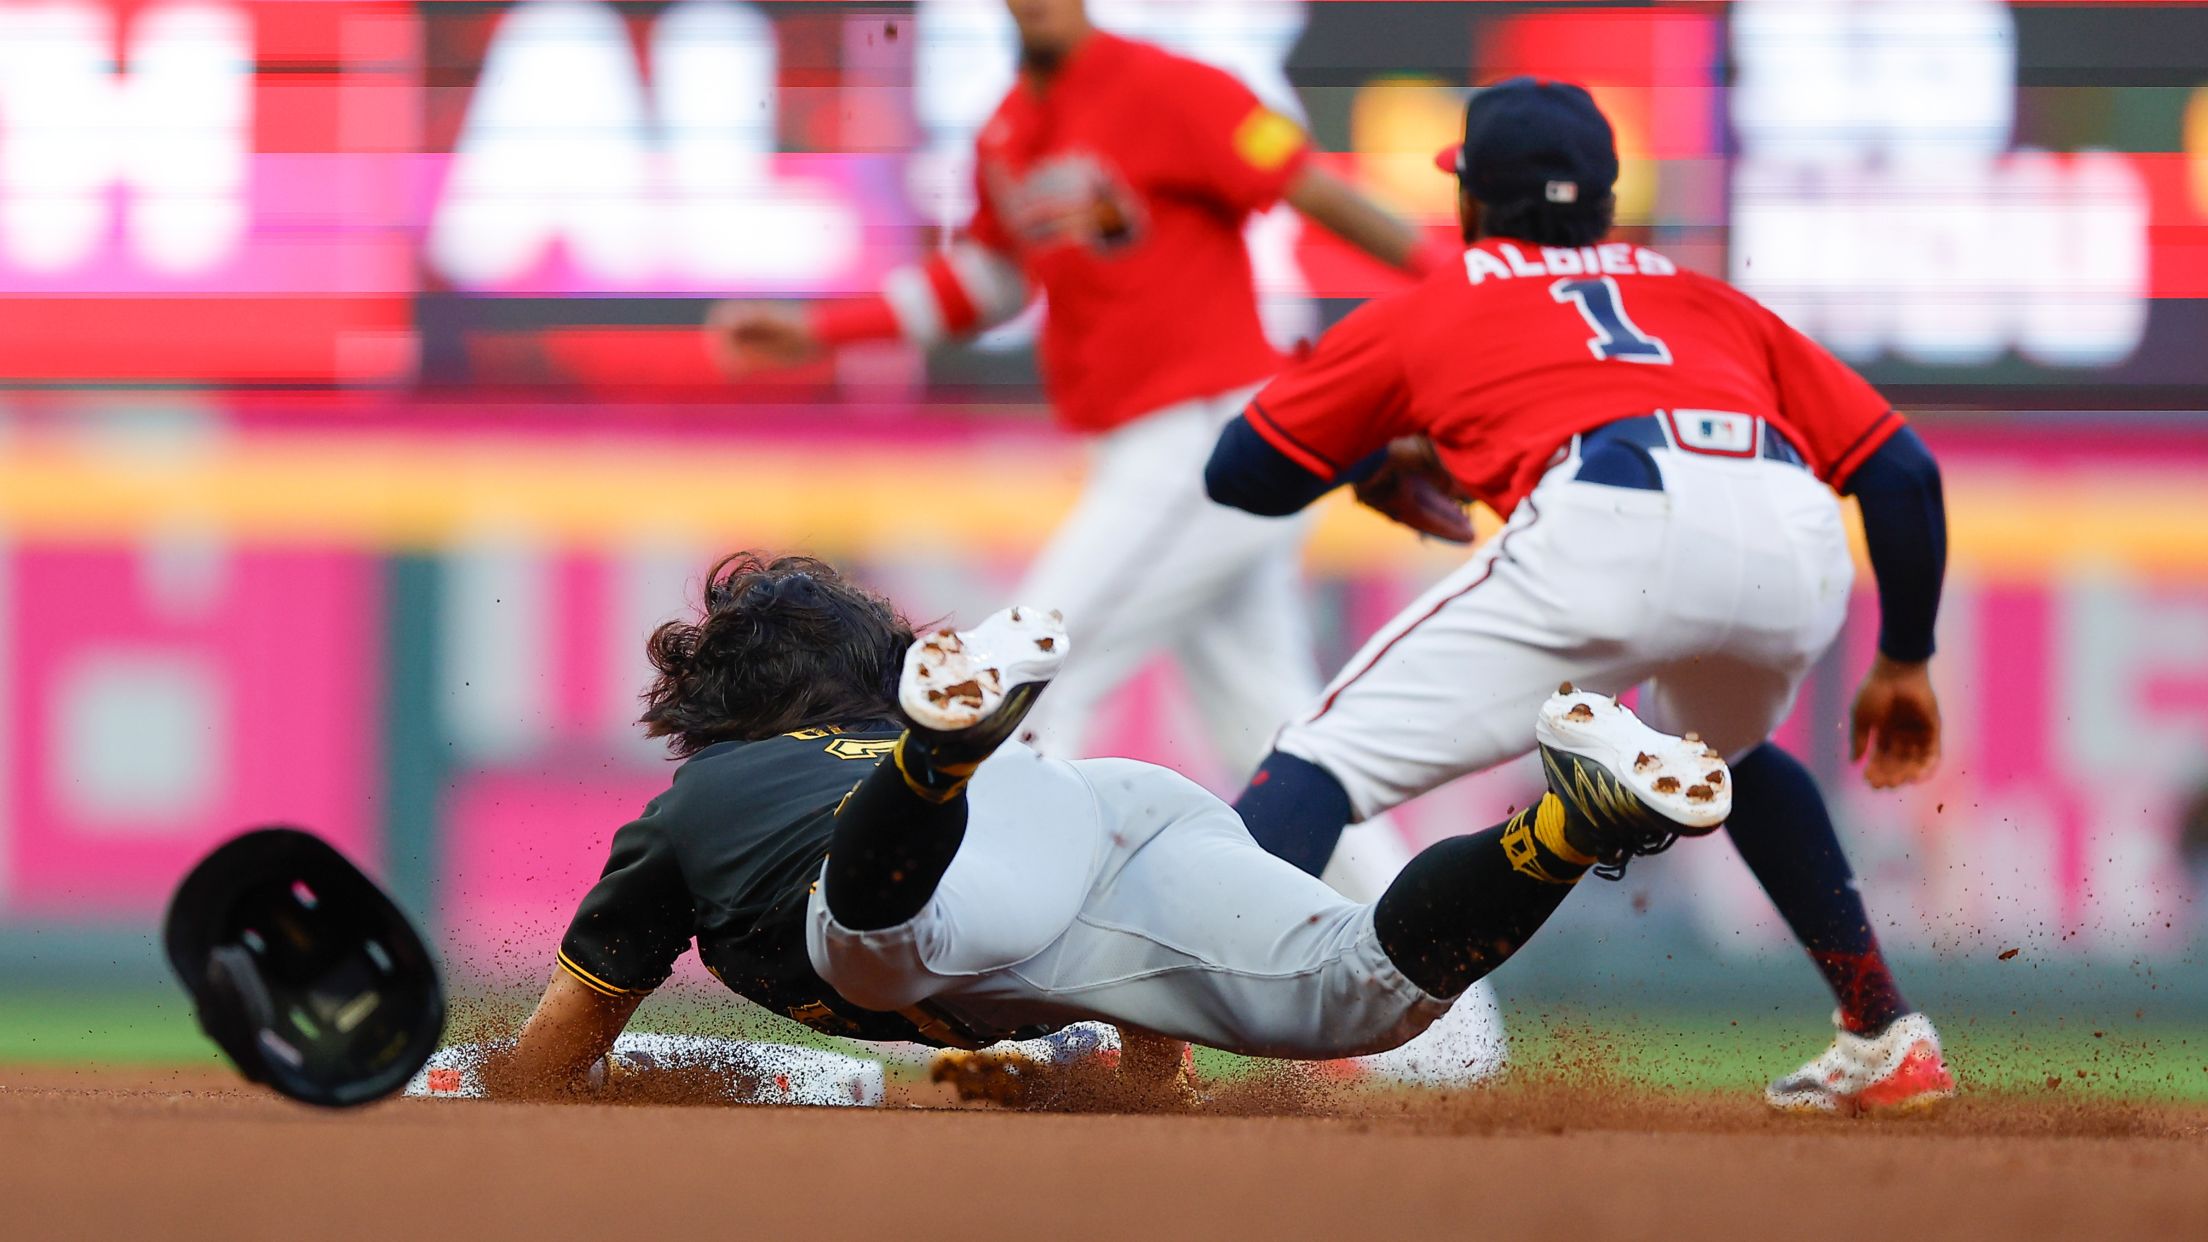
[1495,1008,2208,1101]
[9,991,2204,1101]
[0,991,220,1066]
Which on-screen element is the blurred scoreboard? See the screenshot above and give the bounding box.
[0,0,2203,398]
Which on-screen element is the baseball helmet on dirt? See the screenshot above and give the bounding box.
[164,827,445,1108]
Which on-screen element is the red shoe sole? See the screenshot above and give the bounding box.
[1850,1042,1957,1113]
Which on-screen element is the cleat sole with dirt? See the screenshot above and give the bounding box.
[1535,689,1733,832]
[900,606,1069,733]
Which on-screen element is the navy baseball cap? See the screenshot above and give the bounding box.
[1433,77,1618,208]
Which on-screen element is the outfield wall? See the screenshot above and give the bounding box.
[0,405,2203,1015]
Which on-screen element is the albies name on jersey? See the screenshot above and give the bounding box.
[1464,241,1678,285]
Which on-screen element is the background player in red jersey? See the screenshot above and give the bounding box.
[710,0,1434,783]
[709,0,1507,1086]
[1206,79,1957,1116]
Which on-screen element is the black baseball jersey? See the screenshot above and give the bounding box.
[556,723,937,1044]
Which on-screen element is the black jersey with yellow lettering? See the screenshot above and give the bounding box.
[556,723,935,1044]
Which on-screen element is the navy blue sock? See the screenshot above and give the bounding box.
[1727,743,1910,1035]
[1234,751,1354,876]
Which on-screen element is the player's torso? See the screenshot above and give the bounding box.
[975,36,1280,428]
[659,726,933,1043]
[1405,240,1785,511]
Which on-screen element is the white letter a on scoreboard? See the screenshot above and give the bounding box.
[428,0,657,286]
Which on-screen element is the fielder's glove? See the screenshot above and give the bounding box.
[1353,436,1475,543]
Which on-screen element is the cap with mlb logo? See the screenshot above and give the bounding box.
[1433,77,1619,210]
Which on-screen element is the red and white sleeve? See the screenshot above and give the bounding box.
[810,242,1029,348]
[812,160,1031,348]
[1244,293,1416,477]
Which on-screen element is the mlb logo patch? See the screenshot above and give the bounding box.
[1666,410,1758,456]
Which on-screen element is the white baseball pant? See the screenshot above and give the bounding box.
[1013,383,1316,780]
[1275,432,1855,820]
[806,742,1452,1058]
[1006,381,1418,893]
[1007,382,1504,1070]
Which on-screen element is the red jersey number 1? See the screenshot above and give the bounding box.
[1551,277,1672,365]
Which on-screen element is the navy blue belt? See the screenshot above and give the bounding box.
[1572,412,1805,492]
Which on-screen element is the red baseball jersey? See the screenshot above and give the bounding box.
[967,32,1310,432]
[1245,237,1904,516]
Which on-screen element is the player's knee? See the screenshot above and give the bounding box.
[808,904,947,1013]
[1234,750,1354,875]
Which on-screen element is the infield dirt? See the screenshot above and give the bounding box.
[4,1064,2203,1241]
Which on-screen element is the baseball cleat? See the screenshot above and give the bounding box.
[1766,1012,1956,1116]
[1535,685,1731,874]
[930,1022,1197,1110]
[900,606,1067,739]
[931,1022,1119,1107]
[892,607,1068,798]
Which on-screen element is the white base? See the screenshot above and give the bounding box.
[404,1033,885,1107]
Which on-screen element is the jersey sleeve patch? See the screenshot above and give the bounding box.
[1232,106,1306,173]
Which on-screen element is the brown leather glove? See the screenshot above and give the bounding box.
[1353,436,1475,543]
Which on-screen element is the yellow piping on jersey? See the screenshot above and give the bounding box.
[556,948,635,998]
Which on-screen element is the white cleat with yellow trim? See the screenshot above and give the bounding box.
[1535,685,1732,876]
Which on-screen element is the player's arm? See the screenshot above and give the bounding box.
[1171,65,1447,278]
[707,240,1029,374]
[1281,162,1452,276]
[708,160,1030,375]
[1837,426,1947,789]
[1752,289,1948,788]
[486,970,645,1099]
[1205,295,1472,541]
[487,813,694,1097]
[1203,295,1401,517]
[1205,414,1373,515]
[1208,421,1471,540]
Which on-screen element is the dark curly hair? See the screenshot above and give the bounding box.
[1474,193,1616,249]
[639,553,915,756]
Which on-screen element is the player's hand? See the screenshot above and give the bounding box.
[1850,655,1942,789]
[706,300,822,375]
[1353,436,1475,543]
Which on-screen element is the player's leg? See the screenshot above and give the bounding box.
[1639,459,1952,1113]
[977,689,1730,1059]
[1641,658,1955,1114]
[808,606,1100,1017]
[1168,544,1513,1084]
[1641,656,1918,1033]
[1734,746,1950,1113]
[1306,806,1515,1085]
[1237,482,1673,874]
[819,606,1078,931]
